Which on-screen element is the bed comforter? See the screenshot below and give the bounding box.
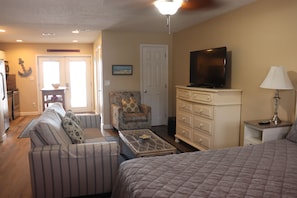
[112,139,297,198]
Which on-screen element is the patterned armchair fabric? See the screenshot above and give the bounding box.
[109,91,151,130]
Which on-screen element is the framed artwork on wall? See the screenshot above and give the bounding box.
[112,65,133,75]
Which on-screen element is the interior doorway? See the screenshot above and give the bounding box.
[140,44,168,126]
[38,56,93,113]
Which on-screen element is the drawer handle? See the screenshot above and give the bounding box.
[199,109,203,114]
[199,138,203,143]
[199,123,204,128]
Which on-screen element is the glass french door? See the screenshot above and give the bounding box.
[38,56,93,112]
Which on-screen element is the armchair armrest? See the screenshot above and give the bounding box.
[29,141,119,198]
[110,104,123,130]
[140,104,151,115]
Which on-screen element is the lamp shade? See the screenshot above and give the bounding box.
[260,66,294,90]
[154,0,183,15]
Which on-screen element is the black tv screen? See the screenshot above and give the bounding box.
[189,46,228,88]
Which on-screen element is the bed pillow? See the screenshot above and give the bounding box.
[286,119,297,143]
[121,97,140,113]
[62,116,84,144]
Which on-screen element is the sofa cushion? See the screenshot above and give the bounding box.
[62,116,84,144]
[30,109,72,147]
[123,112,148,122]
[65,109,81,126]
[122,97,140,113]
[46,102,66,118]
[83,128,106,143]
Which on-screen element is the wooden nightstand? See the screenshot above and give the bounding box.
[244,120,292,146]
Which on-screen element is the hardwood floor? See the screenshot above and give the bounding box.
[0,116,197,198]
[0,115,37,198]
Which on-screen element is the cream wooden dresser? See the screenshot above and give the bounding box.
[175,86,242,151]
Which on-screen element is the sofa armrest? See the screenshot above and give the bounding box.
[29,141,119,198]
[76,114,101,129]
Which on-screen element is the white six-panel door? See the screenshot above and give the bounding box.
[140,44,168,126]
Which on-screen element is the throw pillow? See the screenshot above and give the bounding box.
[286,119,297,143]
[65,110,81,126]
[121,97,140,113]
[62,116,84,144]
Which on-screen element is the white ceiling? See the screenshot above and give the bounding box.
[0,0,256,44]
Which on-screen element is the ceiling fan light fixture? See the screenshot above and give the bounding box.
[154,0,183,15]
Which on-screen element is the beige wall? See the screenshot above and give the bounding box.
[173,0,297,144]
[1,0,296,145]
[0,43,93,114]
[100,31,173,128]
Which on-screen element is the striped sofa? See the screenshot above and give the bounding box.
[28,103,119,198]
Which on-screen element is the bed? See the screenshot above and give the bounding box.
[111,121,297,198]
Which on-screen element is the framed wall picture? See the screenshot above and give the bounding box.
[112,65,133,75]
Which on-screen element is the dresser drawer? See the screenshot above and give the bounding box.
[193,104,213,119]
[191,91,212,104]
[177,112,192,128]
[176,125,192,141]
[177,99,192,113]
[177,88,191,100]
[193,131,211,149]
[193,117,213,135]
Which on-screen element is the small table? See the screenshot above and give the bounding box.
[244,120,292,146]
[119,129,177,158]
[41,87,66,111]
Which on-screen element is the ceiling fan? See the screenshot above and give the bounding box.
[154,0,217,34]
[180,0,216,11]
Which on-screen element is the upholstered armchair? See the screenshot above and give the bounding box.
[109,91,151,130]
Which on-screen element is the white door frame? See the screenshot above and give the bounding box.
[37,55,93,113]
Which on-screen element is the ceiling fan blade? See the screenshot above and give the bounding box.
[181,0,215,11]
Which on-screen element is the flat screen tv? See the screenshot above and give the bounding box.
[189,46,231,88]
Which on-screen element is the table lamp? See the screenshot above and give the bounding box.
[260,66,294,125]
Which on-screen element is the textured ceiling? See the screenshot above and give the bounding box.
[0,0,256,43]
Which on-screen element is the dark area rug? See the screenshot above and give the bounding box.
[151,125,198,153]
